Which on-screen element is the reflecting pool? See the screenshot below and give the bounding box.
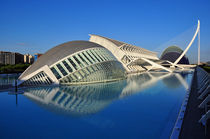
[0,72,192,138]
[0,74,20,86]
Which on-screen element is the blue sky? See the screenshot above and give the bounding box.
[0,0,210,62]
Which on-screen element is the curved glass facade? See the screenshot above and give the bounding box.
[60,61,125,84]
[50,47,125,84]
[19,42,126,86]
[22,71,53,86]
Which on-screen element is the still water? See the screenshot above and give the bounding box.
[0,74,20,86]
[0,72,192,139]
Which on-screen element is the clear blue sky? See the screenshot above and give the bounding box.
[0,0,210,62]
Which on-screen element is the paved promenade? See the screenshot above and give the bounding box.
[179,70,210,139]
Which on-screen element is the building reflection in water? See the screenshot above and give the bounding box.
[23,72,190,116]
[23,81,125,116]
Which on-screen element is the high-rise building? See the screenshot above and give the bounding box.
[15,52,24,64]
[24,54,34,64]
[29,55,34,64]
[0,51,24,65]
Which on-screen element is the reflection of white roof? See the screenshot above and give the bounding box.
[24,82,124,116]
[23,72,189,116]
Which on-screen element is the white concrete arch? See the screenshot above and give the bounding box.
[173,20,200,67]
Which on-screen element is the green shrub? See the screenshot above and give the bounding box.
[0,64,30,73]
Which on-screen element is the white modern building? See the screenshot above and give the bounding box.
[89,34,159,72]
[18,41,125,86]
[18,20,200,86]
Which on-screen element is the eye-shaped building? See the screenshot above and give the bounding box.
[160,46,189,64]
[18,41,126,86]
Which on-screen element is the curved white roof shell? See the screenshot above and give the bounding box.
[89,34,158,72]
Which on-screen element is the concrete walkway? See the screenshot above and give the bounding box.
[179,70,210,139]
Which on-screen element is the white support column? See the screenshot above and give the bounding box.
[198,24,200,65]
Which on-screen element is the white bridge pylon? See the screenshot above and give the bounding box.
[141,20,200,72]
[172,20,200,67]
[89,20,200,73]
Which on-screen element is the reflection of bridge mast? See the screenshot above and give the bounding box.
[174,73,189,90]
[120,73,172,97]
[120,72,189,97]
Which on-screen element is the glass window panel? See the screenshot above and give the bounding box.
[82,52,93,64]
[47,77,52,84]
[93,49,105,61]
[63,78,69,83]
[102,50,110,60]
[91,65,98,71]
[75,71,82,80]
[68,58,78,70]
[56,64,68,76]
[79,71,84,78]
[45,78,50,84]
[87,66,93,73]
[91,66,96,72]
[89,50,101,62]
[86,51,96,63]
[66,76,72,82]
[97,51,107,61]
[73,55,84,68]
[81,69,87,75]
[39,77,44,84]
[68,75,74,81]
[72,73,78,80]
[95,64,101,70]
[78,54,88,65]
[62,60,73,73]
[83,68,90,74]
[50,67,61,79]
[79,70,85,76]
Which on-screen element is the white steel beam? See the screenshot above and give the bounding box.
[141,57,172,72]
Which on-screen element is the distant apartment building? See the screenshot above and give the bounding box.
[0,51,24,65]
[34,53,43,61]
[24,54,34,64]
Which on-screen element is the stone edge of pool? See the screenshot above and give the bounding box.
[170,69,194,138]
[171,67,210,139]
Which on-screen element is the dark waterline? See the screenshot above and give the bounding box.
[0,72,192,138]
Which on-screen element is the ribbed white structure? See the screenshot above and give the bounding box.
[89,34,159,72]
